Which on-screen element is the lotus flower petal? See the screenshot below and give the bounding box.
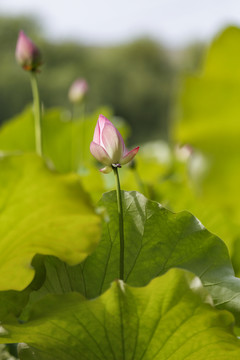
[90,142,111,166]
[93,117,101,144]
[101,124,124,163]
[121,147,139,165]
[93,115,109,146]
[100,166,112,174]
[68,78,88,103]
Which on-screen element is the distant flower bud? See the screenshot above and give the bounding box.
[15,30,42,72]
[90,115,139,174]
[68,78,88,103]
[175,144,193,161]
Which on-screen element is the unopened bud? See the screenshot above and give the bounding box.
[15,30,42,72]
[68,78,88,103]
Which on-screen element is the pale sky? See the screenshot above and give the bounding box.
[0,0,240,46]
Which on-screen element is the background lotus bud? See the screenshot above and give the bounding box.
[175,144,193,162]
[68,78,89,103]
[15,30,42,72]
[90,114,139,174]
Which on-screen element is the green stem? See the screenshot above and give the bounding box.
[113,167,124,280]
[30,72,42,156]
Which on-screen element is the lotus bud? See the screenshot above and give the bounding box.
[90,115,139,174]
[68,78,88,103]
[175,144,193,162]
[15,30,42,72]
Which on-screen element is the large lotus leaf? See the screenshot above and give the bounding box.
[173,26,240,252]
[0,153,100,291]
[0,255,46,322]
[29,191,240,324]
[2,269,240,360]
[0,290,30,321]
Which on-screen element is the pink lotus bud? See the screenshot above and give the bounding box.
[15,30,42,72]
[90,115,139,174]
[175,144,193,161]
[68,78,88,103]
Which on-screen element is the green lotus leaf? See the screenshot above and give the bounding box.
[31,191,240,324]
[2,269,240,360]
[0,153,100,291]
[173,26,240,252]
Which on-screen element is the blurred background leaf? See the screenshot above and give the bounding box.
[172,27,240,261]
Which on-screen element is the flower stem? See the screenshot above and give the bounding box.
[30,72,42,156]
[113,167,124,280]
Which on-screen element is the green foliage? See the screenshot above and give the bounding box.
[0,21,240,359]
[0,153,100,291]
[0,107,35,152]
[2,269,240,360]
[173,26,240,255]
[0,255,45,325]
[26,191,240,325]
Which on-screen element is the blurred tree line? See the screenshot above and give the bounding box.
[0,16,205,143]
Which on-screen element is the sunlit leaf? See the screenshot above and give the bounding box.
[31,191,240,324]
[0,153,100,291]
[173,26,240,252]
[3,269,240,360]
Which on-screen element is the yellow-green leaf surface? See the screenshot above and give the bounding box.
[0,153,100,291]
[2,269,240,360]
[173,26,240,252]
[29,191,240,325]
[0,255,46,323]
